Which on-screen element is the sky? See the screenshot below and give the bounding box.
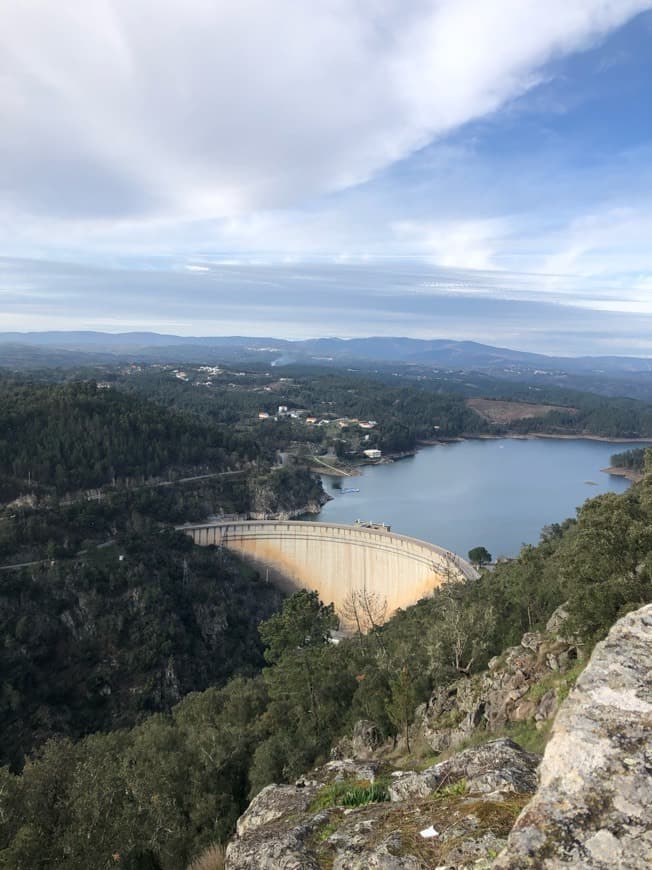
[2,1,652,354]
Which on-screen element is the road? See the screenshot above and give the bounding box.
[0,468,247,570]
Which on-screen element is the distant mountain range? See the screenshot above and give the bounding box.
[1,331,652,375]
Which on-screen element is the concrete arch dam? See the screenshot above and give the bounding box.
[178,521,479,620]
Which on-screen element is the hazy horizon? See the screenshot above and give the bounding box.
[4,326,652,361]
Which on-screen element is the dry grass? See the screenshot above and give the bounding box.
[466,398,575,424]
[186,843,225,870]
[312,793,530,867]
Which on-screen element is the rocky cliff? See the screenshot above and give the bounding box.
[222,604,652,869]
[247,467,330,519]
[495,603,652,868]
[411,604,582,756]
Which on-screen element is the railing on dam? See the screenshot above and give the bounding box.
[177,520,479,619]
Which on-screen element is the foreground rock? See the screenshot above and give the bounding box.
[495,603,652,868]
[389,739,539,803]
[226,604,652,867]
[226,742,539,869]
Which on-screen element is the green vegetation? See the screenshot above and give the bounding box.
[0,378,262,499]
[611,446,646,471]
[0,377,325,771]
[114,363,652,447]
[503,721,553,755]
[311,779,389,810]
[3,459,652,865]
[432,779,469,800]
[1,375,652,867]
[524,660,584,706]
[4,366,652,511]
[115,366,491,457]
[501,399,652,438]
[0,529,282,769]
[468,546,492,566]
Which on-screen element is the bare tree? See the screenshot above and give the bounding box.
[340,581,388,636]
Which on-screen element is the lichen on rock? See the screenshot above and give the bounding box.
[225,742,538,869]
[494,604,652,868]
[389,739,540,803]
[226,605,652,868]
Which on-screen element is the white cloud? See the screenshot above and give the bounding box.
[542,207,652,277]
[2,0,650,230]
[391,218,508,270]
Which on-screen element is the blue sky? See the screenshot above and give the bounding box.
[2,1,652,353]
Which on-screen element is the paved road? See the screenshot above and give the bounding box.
[56,468,248,505]
[0,539,115,572]
[0,558,46,572]
[0,468,248,569]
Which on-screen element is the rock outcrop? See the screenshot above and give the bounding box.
[413,605,582,754]
[331,718,384,760]
[495,603,652,868]
[247,468,330,520]
[389,739,539,803]
[226,604,652,868]
[225,742,540,869]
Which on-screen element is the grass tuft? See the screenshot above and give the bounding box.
[311,778,389,810]
[186,843,225,870]
[432,778,468,799]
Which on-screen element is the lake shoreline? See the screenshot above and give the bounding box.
[417,434,649,482]
[315,433,649,481]
[315,436,635,558]
[419,432,652,446]
[600,466,644,483]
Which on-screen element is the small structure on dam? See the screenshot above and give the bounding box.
[177,520,478,622]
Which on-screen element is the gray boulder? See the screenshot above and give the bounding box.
[495,604,652,868]
[389,738,540,802]
[235,781,321,838]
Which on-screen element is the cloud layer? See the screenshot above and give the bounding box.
[4,255,652,356]
[2,0,650,225]
[2,2,652,349]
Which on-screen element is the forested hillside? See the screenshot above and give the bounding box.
[0,530,283,770]
[116,367,492,452]
[115,364,652,451]
[0,376,324,773]
[0,378,262,498]
[2,459,652,868]
[2,372,652,868]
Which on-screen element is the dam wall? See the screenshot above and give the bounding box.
[178,520,478,619]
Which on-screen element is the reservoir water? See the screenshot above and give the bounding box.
[314,438,643,559]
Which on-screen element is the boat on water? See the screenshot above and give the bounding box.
[341,487,360,493]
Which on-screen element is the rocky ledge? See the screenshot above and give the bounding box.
[225,741,541,869]
[224,604,652,868]
[495,603,652,868]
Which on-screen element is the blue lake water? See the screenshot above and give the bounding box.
[314,438,643,559]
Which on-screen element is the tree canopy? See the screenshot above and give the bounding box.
[468,546,492,566]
